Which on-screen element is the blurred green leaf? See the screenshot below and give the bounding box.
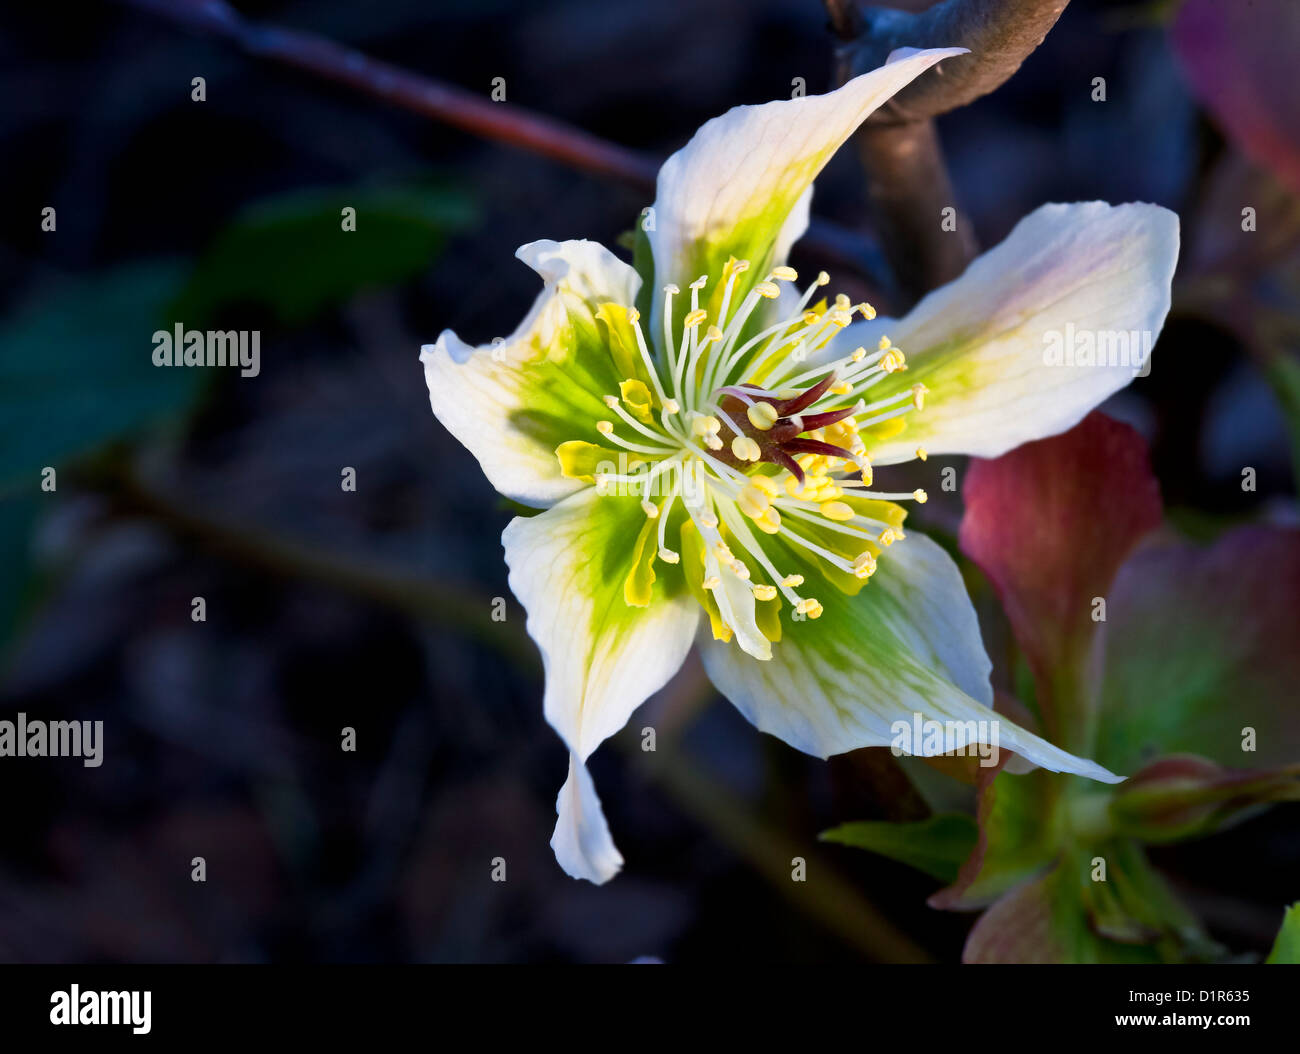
[175,182,477,325]
[0,261,201,489]
[1266,902,1300,963]
[820,814,977,883]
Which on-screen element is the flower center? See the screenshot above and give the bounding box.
[575,262,931,633]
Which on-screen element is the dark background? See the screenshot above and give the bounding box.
[0,0,1296,963]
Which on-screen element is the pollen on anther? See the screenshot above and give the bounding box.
[641,499,659,519]
[597,420,614,436]
[781,574,804,588]
[913,489,928,504]
[771,266,798,282]
[753,584,778,601]
[702,575,720,590]
[603,394,620,409]
[659,548,680,564]
[915,446,928,461]
[755,281,781,299]
[683,308,708,328]
[663,398,681,414]
[746,402,779,431]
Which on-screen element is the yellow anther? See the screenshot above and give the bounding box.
[878,335,892,351]
[781,574,804,588]
[878,527,897,547]
[663,283,680,295]
[750,475,778,498]
[732,562,751,581]
[641,499,659,519]
[731,436,761,462]
[691,414,721,436]
[858,303,877,320]
[664,398,681,414]
[771,266,798,282]
[755,507,782,534]
[821,501,855,522]
[596,421,614,436]
[830,382,852,396]
[702,576,720,590]
[746,401,779,431]
[704,434,723,450]
[852,551,877,578]
[880,348,907,373]
[705,325,724,343]
[691,275,709,290]
[816,271,830,286]
[784,475,804,497]
[659,548,680,564]
[829,310,853,328]
[732,260,751,274]
[834,293,851,311]
[738,485,771,521]
[752,584,778,601]
[755,281,781,299]
[796,597,823,618]
[626,307,640,323]
[850,347,866,363]
[683,308,708,329]
[915,446,928,461]
[699,514,719,530]
[602,394,620,409]
[802,310,821,325]
[913,489,928,504]
[911,383,928,410]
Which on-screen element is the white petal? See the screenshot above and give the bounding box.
[503,486,698,759]
[648,48,966,301]
[699,531,1121,782]
[831,202,1180,463]
[552,754,624,884]
[421,239,640,508]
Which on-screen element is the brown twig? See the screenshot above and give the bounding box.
[115,0,883,284]
[829,0,1071,304]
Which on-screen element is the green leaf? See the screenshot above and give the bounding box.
[175,182,477,326]
[0,261,201,488]
[820,814,978,883]
[1266,902,1300,963]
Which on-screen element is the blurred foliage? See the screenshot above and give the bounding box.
[0,261,199,489]
[173,182,477,326]
[1265,902,1300,964]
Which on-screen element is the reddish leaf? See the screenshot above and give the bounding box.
[959,412,1162,749]
[1172,0,1300,195]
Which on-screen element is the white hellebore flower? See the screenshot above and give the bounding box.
[422,48,1179,883]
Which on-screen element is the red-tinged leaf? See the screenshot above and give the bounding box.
[1172,0,1300,195]
[1096,526,1300,774]
[959,412,1162,750]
